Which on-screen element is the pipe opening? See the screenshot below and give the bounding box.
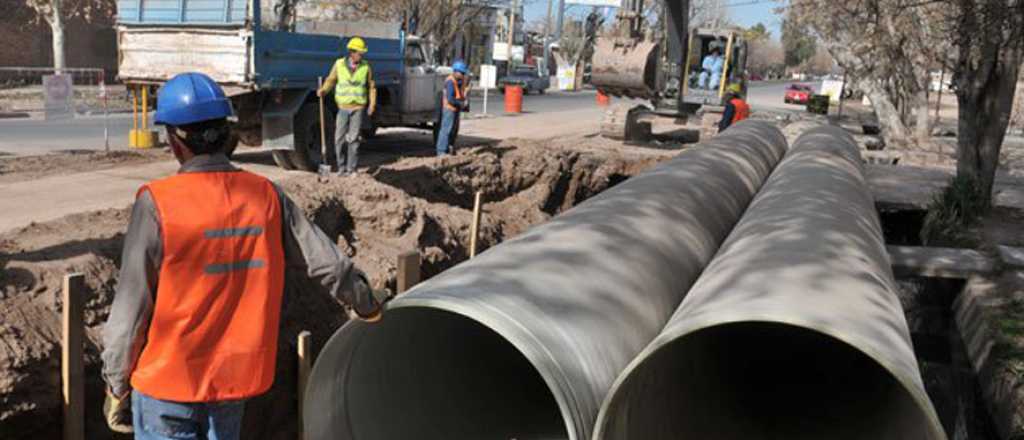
[338,308,568,440]
[600,322,935,440]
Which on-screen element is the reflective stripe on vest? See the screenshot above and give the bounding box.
[335,58,371,107]
[443,75,464,112]
[130,170,285,402]
[731,98,751,124]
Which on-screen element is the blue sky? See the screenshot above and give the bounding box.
[524,1,783,41]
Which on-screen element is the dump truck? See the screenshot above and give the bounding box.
[591,0,748,140]
[115,0,453,171]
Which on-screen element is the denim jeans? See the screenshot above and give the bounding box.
[132,390,246,440]
[436,109,459,156]
[335,108,363,173]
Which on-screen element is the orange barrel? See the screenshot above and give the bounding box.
[597,90,611,106]
[504,85,523,114]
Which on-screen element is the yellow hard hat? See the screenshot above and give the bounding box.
[347,37,368,53]
[727,83,743,95]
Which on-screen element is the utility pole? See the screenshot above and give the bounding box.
[544,0,555,75]
[555,0,565,40]
[507,0,517,75]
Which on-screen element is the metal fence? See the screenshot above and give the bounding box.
[0,67,131,115]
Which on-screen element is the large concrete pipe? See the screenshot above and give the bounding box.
[303,121,788,440]
[594,126,947,440]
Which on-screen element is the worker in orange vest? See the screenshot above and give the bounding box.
[719,83,751,133]
[100,72,390,440]
[436,60,470,156]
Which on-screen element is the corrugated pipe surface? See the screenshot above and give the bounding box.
[303,121,788,440]
[594,125,947,440]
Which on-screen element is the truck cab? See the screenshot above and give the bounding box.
[115,0,449,171]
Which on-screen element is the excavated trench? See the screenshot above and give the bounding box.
[0,143,668,439]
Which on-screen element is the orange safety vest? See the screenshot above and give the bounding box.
[443,75,465,112]
[731,98,751,124]
[130,170,285,402]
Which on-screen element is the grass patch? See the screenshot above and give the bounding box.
[920,174,990,247]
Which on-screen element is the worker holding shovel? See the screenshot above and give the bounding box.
[317,36,377,176]
[100,72,391,439]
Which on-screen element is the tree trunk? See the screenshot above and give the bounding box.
[914,88,931,142]
[860,79,912,147]
[49,0,66,73]
[956,60,1021,206]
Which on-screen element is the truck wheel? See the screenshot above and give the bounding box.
[271,151,296,170]
[289,102,331,172]
[224,130,240,160]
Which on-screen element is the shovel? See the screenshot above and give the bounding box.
[317,76,331,183]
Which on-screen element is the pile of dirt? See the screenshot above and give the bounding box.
[0,149,170,184]
[0,139,671,439]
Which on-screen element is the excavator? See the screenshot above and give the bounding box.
[591,0,748,141]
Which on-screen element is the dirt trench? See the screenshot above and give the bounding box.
[0,140,670,439]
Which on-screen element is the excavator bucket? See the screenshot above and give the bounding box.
[591,38,660,100]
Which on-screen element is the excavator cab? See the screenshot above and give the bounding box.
[683,29,748,106]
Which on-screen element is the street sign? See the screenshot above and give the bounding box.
[565,0,620,6]
[480,65,497,90]
[43,74,74,121]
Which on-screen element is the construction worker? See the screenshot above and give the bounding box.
[436,60,470,156]
[100,72,388,439]
[317,36,376,176]
[719,83,751,133]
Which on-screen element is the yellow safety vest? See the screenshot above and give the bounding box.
[335,58,371,107]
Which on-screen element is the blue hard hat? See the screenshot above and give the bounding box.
[452,60,469,74]
[154,72,233,126]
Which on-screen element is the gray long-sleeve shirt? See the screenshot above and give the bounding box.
[101,154,378,397]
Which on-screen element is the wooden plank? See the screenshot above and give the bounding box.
[297,331,312,440]
[397,251,421,294]
[888,245,996,279]
[470,191,483,258]
[62,273,85,440]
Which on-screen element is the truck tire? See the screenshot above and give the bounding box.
[289,102,332,172]
[271,151,296,170]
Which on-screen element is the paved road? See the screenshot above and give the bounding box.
[0,82,807,156]
[0,91,600,156]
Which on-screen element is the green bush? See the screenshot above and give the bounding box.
[920,174,990,246]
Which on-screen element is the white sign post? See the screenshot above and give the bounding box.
[43,74,74,121]
[480,65,497,116]
[99,81,110,152]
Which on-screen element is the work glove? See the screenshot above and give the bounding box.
[104,388,133,434]
[346,285,395,323]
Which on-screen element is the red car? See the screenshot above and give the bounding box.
[784,84,815,104]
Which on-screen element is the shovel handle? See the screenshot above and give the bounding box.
[318,77,328,164]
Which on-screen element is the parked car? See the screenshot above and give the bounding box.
[784,83,815,104]
[499,65,551,95]
[748,73,764,81]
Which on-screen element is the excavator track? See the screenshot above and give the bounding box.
[600,104,653,142]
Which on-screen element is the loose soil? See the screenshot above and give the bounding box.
[0,138,673,439]
[0,149,171,184]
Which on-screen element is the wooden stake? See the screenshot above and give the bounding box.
[470,191,483,258]
[62,273,85,440]
[397,251,421,294]
[297,331,312,440]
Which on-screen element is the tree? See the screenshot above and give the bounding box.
[299,0,515,64]
[781,13,815,68]
[690,0,731,28]
[23,0,114,71]
[935,0,1024,205]
[744,22,772,42]
[747,38,785,77]
[789,0,940,146]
